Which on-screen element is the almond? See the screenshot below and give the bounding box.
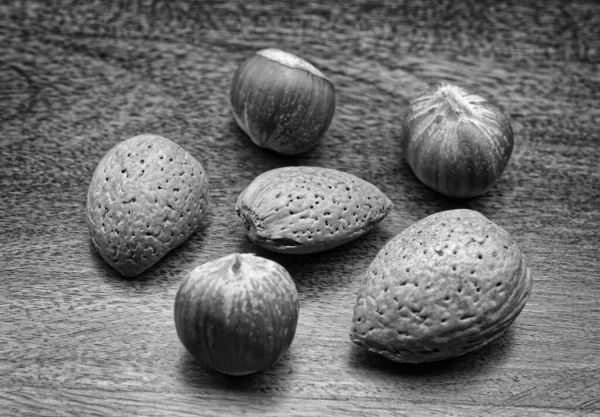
[86,134,209,277]
[350,209,532,363]
[236,166,393,254]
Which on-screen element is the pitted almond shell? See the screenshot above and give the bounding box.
[236,166,393,254]
[350,209,532,363]
[86,134,209,277]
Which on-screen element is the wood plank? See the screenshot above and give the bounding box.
[1,0,599,415]
[0,387,596,417]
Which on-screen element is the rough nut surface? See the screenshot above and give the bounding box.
[350,209,532,363]
[86,134,209,277]
[236,166,393,254]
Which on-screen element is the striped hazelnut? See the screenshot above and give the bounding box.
[230,48,336,155]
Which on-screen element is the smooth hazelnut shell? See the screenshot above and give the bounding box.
[401,83,514,199]
[230,48,336,155]
[174,253,299,375]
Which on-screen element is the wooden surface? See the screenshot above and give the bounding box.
[1,1,599,416]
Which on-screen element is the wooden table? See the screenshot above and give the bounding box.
[2,1,599,415]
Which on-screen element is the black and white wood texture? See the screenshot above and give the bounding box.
[1,1,599,416]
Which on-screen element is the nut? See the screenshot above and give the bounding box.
[400,83,514,198]
[174,253,299,375]
[350,209,532,363]
[230,48,336,155]
[236,166,393,254]
[86,134,209,277]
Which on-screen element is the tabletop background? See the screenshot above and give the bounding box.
[1,1,599,416]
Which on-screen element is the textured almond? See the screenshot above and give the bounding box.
[86,134,209,277]
[236,166,393,254]
[350,209,532,363]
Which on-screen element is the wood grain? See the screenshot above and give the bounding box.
[1,0,599,416]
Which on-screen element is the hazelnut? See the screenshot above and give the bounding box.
[230,48,336,155]
[400,83,514,198]
[174,253,299,376]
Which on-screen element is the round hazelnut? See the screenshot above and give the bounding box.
[174,253,299,376]
[400,83,514,198]
[230,48,336,155]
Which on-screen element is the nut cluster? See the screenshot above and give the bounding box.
[85,47,529,375]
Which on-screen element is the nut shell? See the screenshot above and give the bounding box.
[350,209,532,363]
[230,48,336,155]
[236,166,393,254]
[86,134,209,277]
[400,83,514,198]
[174,253,299,375]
